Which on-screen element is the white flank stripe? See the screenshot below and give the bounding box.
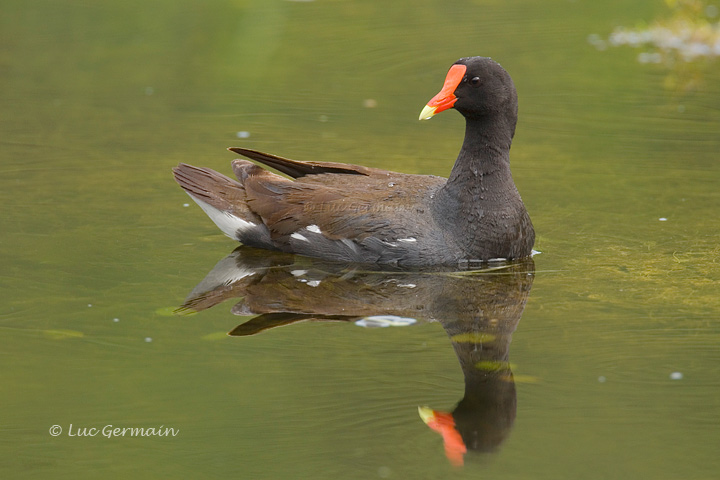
[306,224,322,234]
[290,232,310,242]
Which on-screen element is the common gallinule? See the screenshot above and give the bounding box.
[173,56,534,266]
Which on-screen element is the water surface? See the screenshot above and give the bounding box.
[2,0,719,478]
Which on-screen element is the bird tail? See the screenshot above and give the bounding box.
[172,163,274,248]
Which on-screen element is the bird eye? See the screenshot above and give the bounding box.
[470,76,481,87]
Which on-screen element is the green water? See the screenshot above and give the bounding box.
[2,0,719,478]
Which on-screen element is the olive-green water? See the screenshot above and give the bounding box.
[2,0,719,478]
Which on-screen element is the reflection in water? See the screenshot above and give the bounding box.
[594,0,720,62]
[178,247,535,466]
[590,0,720,93]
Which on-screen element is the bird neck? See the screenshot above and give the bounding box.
[440,115,517,205]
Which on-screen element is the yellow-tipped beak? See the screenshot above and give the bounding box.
[419,105,437,121]
[418,405,435,424]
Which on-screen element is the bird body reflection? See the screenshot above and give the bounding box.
[178,246,534,466]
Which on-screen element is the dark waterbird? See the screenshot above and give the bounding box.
[173,57,534,266]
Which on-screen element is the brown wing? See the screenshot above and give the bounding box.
[243,171,441,241]
[228,147,392,178]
